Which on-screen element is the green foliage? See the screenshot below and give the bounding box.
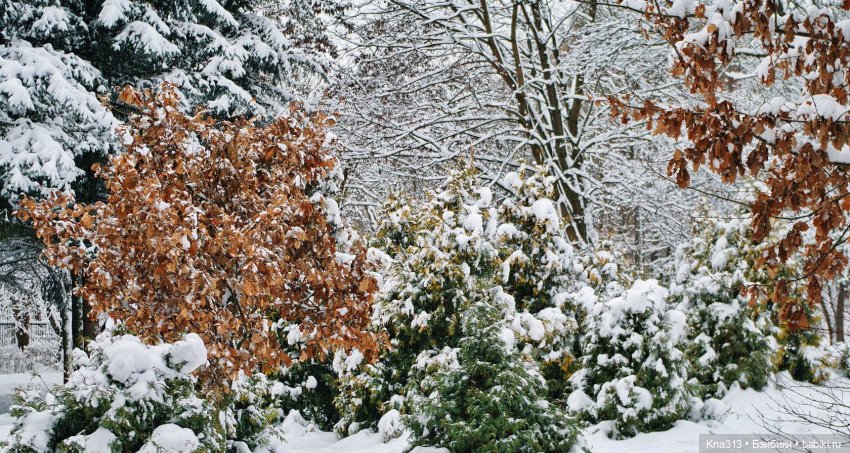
[335,167,499,434]
[673,205,827,387]
[226,361,342,450]
[670,215,773,397]
[405,301,577,453]
[1,333,223,452]
[685,297,772,398]
[568,279,692,439]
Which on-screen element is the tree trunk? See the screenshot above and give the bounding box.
[821,289,835,343]
[71,280,84,351]
[61,271,73,382]
[837,281,846,343]
[12,301,30,351]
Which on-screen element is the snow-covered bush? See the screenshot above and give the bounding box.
[568,279,691,439]
[670,216,773,398]
[406,301,576,452]
[672,205,827,385]
[495,167,586,400]
[1,331,223,452]
[334,167,500,434]
[225,372,289,452]
[225,361,340,451]
[335,165,617,435]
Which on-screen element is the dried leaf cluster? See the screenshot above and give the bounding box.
[611,0,850,318]
[18,85,380,384]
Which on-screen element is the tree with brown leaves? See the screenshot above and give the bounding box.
[17,84,380,385]
[608,0,850,322]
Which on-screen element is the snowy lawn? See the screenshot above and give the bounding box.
[0,370,842,452]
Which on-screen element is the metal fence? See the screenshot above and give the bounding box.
[0,321,61,373]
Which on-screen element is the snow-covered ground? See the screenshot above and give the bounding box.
[0,371,844,452]
[0,370,62,441]
[580,372,844,453]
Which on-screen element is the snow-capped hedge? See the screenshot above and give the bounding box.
[1,332,223,452]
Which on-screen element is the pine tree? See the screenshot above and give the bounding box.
[1,0,338,209]
[334,166,499,434]
[670,213,773,398]
[406,300,576,453]
[567,279,691,439]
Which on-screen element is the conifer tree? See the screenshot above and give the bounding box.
[673,202,827,385]
[567,279,691,439]
[670,212,773,398]
[494,166,585,400]
[1,0,338,208]
[406,300,576,453]
[334,167,499,433]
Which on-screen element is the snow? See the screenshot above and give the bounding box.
[580,373,846,453]
[503,171,523,191]
[65,427,118,451]
[827,144,850,164]
[169,333,207,373]
[567,388,594,411]
[0,370,62,414]
[531,198,560,229]
[0,42,117,197]
[305,376,318,390]
[98,0,132,27]
[666,0,697,18]
[11,410,57,451]
[0,371,847,452]
[114,21,180,56]
[197,0,239,29]
[377,409,404,442]
[795,95,850,121]
[496,222,519,239]
[104,336,156,385]
[138,424,200,452]
[666,309,687,342]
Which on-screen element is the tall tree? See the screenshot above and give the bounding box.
[334,0,704,254]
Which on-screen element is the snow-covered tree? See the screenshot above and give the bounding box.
[334,166,499,434]
[670,214,773,398]
[334,1,713,268]
[1,0,346,376]
[1,331,223,452]
[494,166,587,400]
[567,279,691,439]
[2,0,330,118]
[19,85,380,385]
[1,0,317,206]
[405,300,576,452]
[0,43,118,206]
